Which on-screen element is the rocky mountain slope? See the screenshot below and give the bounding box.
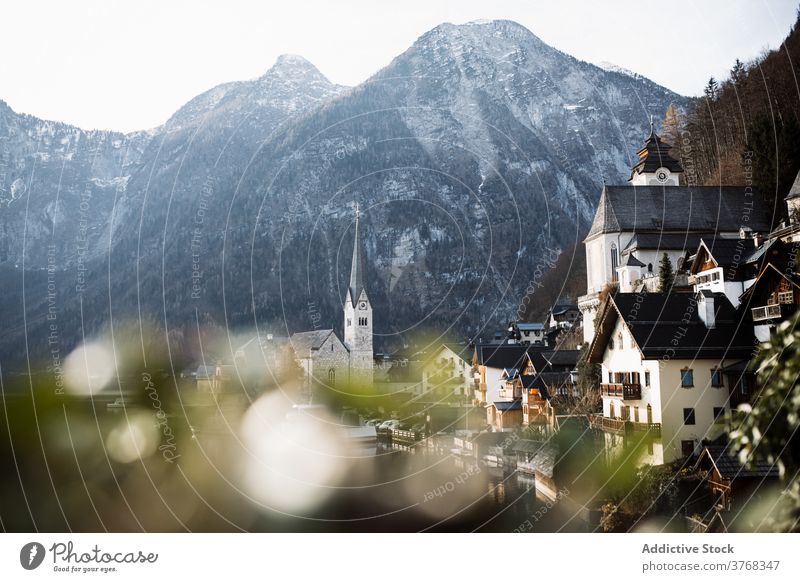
[0,20,684,363]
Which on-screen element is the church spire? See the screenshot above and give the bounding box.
[348,203,365,303]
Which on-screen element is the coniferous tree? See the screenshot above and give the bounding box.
[658,253,674,291]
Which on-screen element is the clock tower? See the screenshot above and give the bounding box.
[343,204,374,384]
[628,117,684,186]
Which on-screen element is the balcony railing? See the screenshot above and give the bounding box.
[601,382,642,400]
[752,304,781,322]
[588,414,661,436]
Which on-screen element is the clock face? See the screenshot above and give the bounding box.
[359,301,367,310]
[655,167,670,183]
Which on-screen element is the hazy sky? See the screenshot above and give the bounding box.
[0,0,796,132]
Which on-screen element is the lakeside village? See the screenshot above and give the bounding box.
[183,128,799,531]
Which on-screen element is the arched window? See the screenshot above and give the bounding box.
[647,263,653,273]
[328,368,336,386]
[610,243,619,281]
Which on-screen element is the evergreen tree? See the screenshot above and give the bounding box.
[704,77,719,100]
[658,253,674,291]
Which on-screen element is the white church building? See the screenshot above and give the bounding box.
[578,126,772,343]
[290,205,374,388]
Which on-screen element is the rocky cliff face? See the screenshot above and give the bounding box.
[0,20,683,362]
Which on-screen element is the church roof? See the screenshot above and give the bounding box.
[623,233,705,253]
[623,254,646,267]
[585,185,772,240]
[787,170,800,200]
[348,206,367,303]
[290,329,346,358]
[629,129,684,179]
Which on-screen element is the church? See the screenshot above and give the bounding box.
[290,205,375,387]
[577,125,772,343]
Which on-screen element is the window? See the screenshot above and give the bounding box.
[713,406,725,422]
[608,371,613,383]
[347,318,352,327]
[683,408,696,425]
[647,263,653,273]
[778,290,794,304]
[644,371,651,387]
[328,368,336,386]
[331,343,334,352]
[681,368,694,388]
[617,332,624,349]
[681,440,695,457]
[711,368,723,387]
[646,404,653,424]
[610,243,619,282]
[634,406,640,422]
[609,336,614,350]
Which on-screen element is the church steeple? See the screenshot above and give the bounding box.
[343,203,373,383]
[348,203,366,304]
[629,117,684,185]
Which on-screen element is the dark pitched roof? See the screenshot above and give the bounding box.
[542,350,581,368]
[630,130,684,179]
[693,238,752,271]
[624,254,646,267]
[475,344,548,372]
[551,304,578,315]
[588,292,757,362]
[623,233,705,253]
[520,374,545,390]
[698,445,779,479]
[290,329,341,358]
[586,185,772,240]
[492,399,522,411]
[347,209,366,303]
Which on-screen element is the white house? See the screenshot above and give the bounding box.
[420,343,472,399]
[587,292,757,465]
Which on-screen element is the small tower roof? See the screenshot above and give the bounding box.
[629,120,684,180]
[348,203,366,302]
[786,169,800,200]
[623,254,646,268]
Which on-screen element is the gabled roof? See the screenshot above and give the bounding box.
[738,262,800,304]
[474,344,530,370]
[696,445,779,479]
[501,367,519,379]
[585,186,772,241]
[290,329,344,358]
[520,374,545,390]
[492,399,522,411]
[630,130,684,179]
[691,238,753,273]
[623,254,646,268]
[551,303,578,315]
[588,292,756,362]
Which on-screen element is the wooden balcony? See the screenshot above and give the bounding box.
[588,414,661,436]
[601,382,641,400]
[751,304,781,322]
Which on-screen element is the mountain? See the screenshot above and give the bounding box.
[0,20,684,364]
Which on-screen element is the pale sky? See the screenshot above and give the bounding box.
[0,0,796,132]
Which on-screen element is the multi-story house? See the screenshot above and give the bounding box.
[420,343,472,399]
[586,292,757,464]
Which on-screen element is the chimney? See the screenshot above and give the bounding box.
[698,292,716,329]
